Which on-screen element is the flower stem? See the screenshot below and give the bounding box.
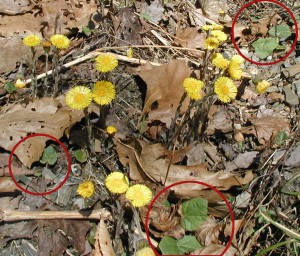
[31,47,38,98]
[44,51,49,96]
[84,108,95,156]
[52,47,60,97]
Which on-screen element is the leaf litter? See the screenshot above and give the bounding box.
[0,0,299,255]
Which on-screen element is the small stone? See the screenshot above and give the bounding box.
[283,86,299,106]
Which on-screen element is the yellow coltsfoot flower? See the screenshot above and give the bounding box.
[106,126,117,135]
[105,172,129,194]
[95,53,118,73]
[212,53,229,69]
[77,180,95,198]
[183,77,205,100]
[214,76,237,103]
[50,34,70,49]
[211,30,227,42]
[125,184,152,207]
[212,24,224,30]
[201,25,213,31]
[65,86,93,110]
[23,34,41,47]
[92,81,116,106]
[136,247,155,256]
[231,54,245,64]
[228,60,243,80]
[204,37,219,50]
[256,80,271,94]
[15,78,26,89]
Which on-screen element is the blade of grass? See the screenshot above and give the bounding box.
[259,208,300,240]
[255,239,293,256]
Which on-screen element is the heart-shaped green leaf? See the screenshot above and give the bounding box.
[159,235,202,254]
[40,145,57,165]
[181,197,208,231]
[252,37,278,59]
[269,24,291,39]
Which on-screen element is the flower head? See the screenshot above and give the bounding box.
[183,78,205,100]
[212,24,224,30]
[66,86,92,110]
[126,48,133,58]
[204,37,219,50]
[125,184,152,207]
[92,81,116,105]
[201,25,213,31]
[136,247,155,256]
[228,60,243,80]
[212,53,229,69]
[23,34,41,47]
[106,126,117,134]
[231,54,244,64]
[214,77,237,103]
[15,78,26,89]
[211,30,227,42]
[95,53,118,73]
[219,10,225,15]
[50,34,70,49]
[105,172,129,194]
[77,180,95,198]
[256,80,271,94]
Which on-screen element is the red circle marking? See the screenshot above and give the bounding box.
[231,0,299,65]
[145,181,235,256]
[8,133,71,196]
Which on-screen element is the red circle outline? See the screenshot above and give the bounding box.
[231,0,299,65]
[8,133,71,196]
[145,181,235,256]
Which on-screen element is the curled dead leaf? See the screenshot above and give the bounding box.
[195,217,222,246]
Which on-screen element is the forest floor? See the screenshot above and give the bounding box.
[0,0,300,255]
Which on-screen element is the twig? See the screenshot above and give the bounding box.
[0,208,112,222]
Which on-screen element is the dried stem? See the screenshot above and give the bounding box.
[0,208,112,222]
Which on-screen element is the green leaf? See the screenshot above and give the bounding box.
[181,197,208,231]
[275,44,286,51]
[273,130,289,145]
[159,236,202,255]
[269,24,291,39]
[40,146,57,165]
[252,37,278,59]
[75,149,87,163]
[82,26,92,37]
[4,81,17,94]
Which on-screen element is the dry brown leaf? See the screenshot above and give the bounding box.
[0,154,33,177]
[94,218,116,256]
[138,59,192,127]
[37,219,92,255]
[0,0,32,15]
[149,204,184,239]
[116,139,254,198]
[206,106,233,135]
[0,0,98,73]
[0,177,19,193]
[0,97,84,167]
[192,244,237,255]
[225,151,259,172]
[195,217,222,246]
[174,27,205,49]
[242,116,290,145]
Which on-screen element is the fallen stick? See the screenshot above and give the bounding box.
[0,208,112,222]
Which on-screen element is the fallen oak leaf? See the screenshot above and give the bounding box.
[138,59,192,128]
[116,139,254,199]
[241,116,290,145]
[0,96,84,167]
